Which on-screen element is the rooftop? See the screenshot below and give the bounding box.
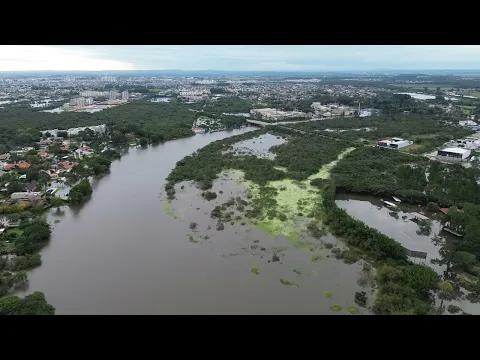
[440,147,471,154]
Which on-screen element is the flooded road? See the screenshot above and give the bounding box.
[15,127,369,314]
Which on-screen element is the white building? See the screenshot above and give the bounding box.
[11,192,42,201]
[108,91,118,101]
[121,91,129,101]
[437,148,471,161]
[85,97,94,105]
[377,137,413,149]
[80,91,109,98]
[70,97,86,107]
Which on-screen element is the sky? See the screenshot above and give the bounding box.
[0,45,479,72]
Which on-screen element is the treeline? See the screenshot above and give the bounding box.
[0,219,56,314]
[68,179,93,205]
[331,147,480,207]
[0,291,55,315]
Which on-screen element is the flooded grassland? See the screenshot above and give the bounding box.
[164,132,374,314]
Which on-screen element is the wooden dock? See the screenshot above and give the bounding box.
[443,227,463,237]
[411,212,429,222]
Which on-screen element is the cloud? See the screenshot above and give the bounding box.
[0,45,479,72]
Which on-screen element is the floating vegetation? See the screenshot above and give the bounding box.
[280,278,299,288]
[293,268,302,275]
[312,270,318,277]
[250,263,259,275]
[347,306,360,314]
[330,304,342,312]
[323,291,333,299]
[188,235,199,243]
[54,220,60,223]
[189,222,197,230]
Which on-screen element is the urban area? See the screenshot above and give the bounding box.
[1,70,480,315]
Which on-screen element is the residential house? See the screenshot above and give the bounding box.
[10,192,42,201]
[0,153,10,161]
[58,161,77,170]
[3,164,17,171]
[38,151,52,159]
[17,161,31,170]
[45,169,58,179]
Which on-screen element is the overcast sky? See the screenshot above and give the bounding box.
[0,45,479,72]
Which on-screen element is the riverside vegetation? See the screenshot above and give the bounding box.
[165,114,480,315]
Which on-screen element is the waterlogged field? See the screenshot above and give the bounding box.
[163,131,374,314]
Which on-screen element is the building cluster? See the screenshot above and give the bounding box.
[434,133,480,162]
[41,124,107,138]
[0,134,98,208]
[250,108,310,121]
[69,97,94,107]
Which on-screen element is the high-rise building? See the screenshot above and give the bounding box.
[109,90,117,101]
[121,90,129,101]
[85,97,94,105]
[70,97,86,107]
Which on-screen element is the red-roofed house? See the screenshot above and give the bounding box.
[80,145,90,151]
[58,161,78,170]
[439,208,463,215]
[17,161,31,169]
[38,151,51,158]
[60,146,69,151]
[3,164,17,171]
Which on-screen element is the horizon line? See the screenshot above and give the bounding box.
[1,68,480,73]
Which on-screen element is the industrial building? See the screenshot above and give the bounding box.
[377,137,413,149]
[437,147,471,161]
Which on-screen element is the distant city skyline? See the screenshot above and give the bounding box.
[1,45,480,72]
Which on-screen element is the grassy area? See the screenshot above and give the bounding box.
[6,229,23,237]
[460,105,476,115]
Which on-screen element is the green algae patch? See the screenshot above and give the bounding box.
[348,306,360,314]
[330,304,343,312]
[163,200,178,219]
[250,263,260,275]
[312,270,318,277]
[323,291,333,299]
[280,278,299,288]
[232,149,356,244]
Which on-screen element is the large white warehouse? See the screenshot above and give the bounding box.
[437,147,471,161]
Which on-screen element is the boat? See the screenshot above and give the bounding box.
[392,196,401,203]
[383,200,397,208]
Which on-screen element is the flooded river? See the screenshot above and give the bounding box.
[15,128,369,315]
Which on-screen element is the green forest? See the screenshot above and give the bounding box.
[0,99,251,151]
[289,114,474,153]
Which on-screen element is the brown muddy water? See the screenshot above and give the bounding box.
[335,193,480,315]
[15,128,370,315]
